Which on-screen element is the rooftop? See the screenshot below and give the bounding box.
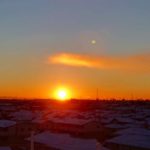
[0,147,11,150]
[0,120,16,128]
[107,134,150,149]
[27,131,109,150]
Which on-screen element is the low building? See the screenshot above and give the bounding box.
[46,118,104,135]
[0,147,11,150]
[106,127,150,150]
[15,121,38,137]
[0,119,38,138]
[27,131,109,150]
[0,120,16,137]
[11,110,34,121]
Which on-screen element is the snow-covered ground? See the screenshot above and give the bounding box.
[0,100,150,150]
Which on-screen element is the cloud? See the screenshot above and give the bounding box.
[48,52,150,73]
[48,53,101,68]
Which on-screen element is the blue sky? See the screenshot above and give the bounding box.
[1,0,150,54]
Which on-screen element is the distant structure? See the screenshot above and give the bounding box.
[96,88,99,101]
[131,93,134,100]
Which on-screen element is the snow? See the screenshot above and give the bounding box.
[0,147,11,150]
[114,117,134,123]
[11,110,34,121]
[107,134,150,149]
[103,117,134,124]
[0,120,16,128]
[115,127,150,136]
[27,131,108,150]
[48,117,92,126]
[105,124,128,129]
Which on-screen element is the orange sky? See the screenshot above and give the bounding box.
[1,52,150,99]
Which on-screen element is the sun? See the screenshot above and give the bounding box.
[55,88,70,101]
[58,90,67,100]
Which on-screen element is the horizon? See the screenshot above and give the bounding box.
[0,97,150,101]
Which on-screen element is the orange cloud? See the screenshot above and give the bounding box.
[48,52,150,73]
[48,53,101,68]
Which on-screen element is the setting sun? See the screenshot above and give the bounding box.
[54,87,71,101]
[58,90,67,100]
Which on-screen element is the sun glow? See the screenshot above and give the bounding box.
[55,87,71,101]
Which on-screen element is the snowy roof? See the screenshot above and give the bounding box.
[102,116,135,125]
[115,127,150,136]
[11,110,34,121]
[0,106,15,111]
[114,117,134,123]
[48,117,92,125]
[0,120,16,128]
[146,118,150,125]
[32,118,45,124]
[105,124,128,129]
[107,134,150,149]
[46,111,91,121]
[101,118,114,124]
[0,147,11,150]
[125,123,143,128]
[27,131,108,150]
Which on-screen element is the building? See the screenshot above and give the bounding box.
[46,118,104,135]
[106,127,150,150]
[0,120,16,137]
[0,119,39,138]
[27,131,109,150]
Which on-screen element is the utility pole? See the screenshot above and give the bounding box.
[31,131,34,150]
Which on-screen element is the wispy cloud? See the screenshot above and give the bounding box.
[48,52,150,73]
[48,53,101,68]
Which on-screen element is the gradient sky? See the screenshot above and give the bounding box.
[0,0,150,99]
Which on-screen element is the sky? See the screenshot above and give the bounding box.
[0,0,150,99]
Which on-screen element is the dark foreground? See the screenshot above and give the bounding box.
[0,99,149,150]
